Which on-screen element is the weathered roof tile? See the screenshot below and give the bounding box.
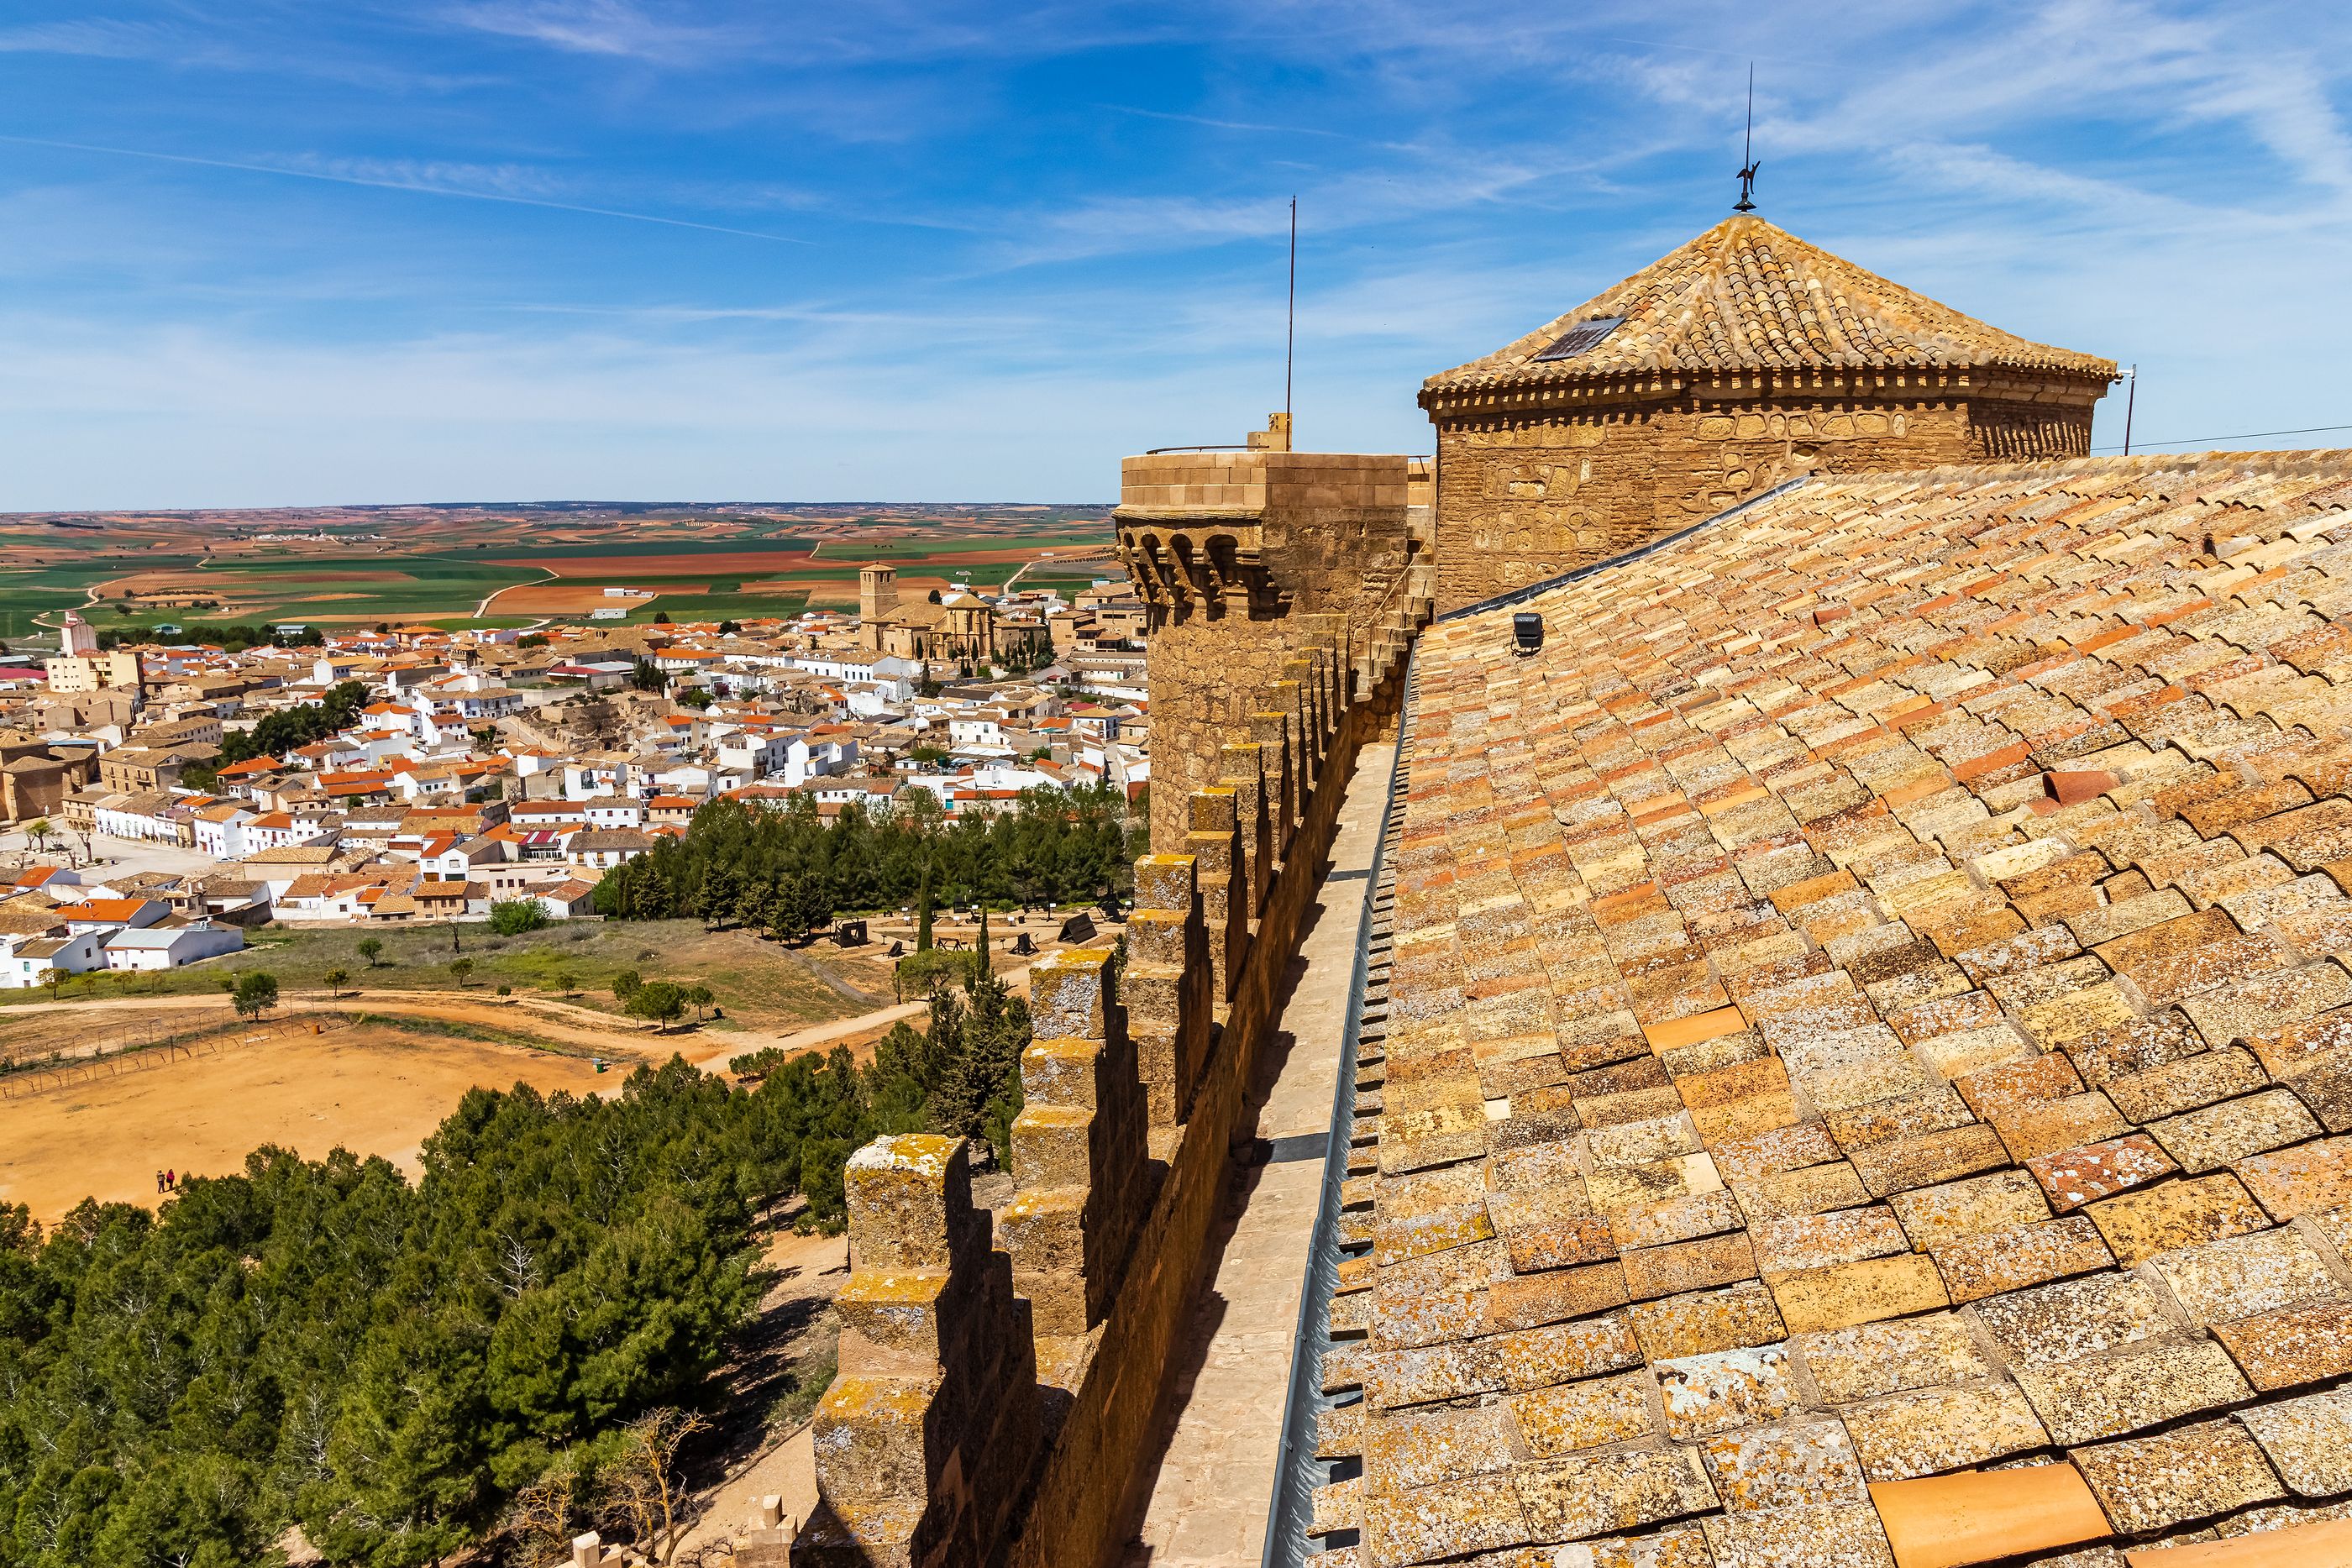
[1365,448,2352,1565]
[2070,1419,2286,1535]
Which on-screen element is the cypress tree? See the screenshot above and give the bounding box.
[915,863,934,952]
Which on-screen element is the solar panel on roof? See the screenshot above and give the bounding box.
[1530,315,1625,363]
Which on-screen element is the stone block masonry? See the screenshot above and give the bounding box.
[999,947,1147,1354]
[793,1135,1038,1566]
[793,586,1415,1568]
[1126,854,1212,1143]
[1424,378,2103,611]
[1116,448,1426,852]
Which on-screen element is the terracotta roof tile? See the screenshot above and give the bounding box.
[1421,216,2114,395]
[1355,448,2352,1566]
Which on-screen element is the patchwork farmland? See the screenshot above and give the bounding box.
[0,501,1116,637]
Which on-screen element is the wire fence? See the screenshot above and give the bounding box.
[0,1009,354,1100]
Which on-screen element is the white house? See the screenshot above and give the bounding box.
[104,920,245,972]
[569,828,654,870]
[1,931,109,989]
[431,686,526,722]
[190,802,257,859]
[948,713,1007,748]
[94,794,181,843]
[60,897,171,936]
[560,759,637,800]
[716,729,792,777]
[584,798,646,829]
[774,732,856,788]
[533,878,601,919]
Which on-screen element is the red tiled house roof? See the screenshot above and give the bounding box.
[1334,450,2352,1566]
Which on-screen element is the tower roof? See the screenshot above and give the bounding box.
[1421,214,2114,397]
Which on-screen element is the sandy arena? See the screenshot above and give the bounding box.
[1,1023,623,1224]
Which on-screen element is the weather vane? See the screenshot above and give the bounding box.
[1734,65,1760,212]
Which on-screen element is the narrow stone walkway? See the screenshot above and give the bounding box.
[1121,738,1396,1567]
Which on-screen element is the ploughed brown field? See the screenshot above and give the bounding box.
[481,583,685,613]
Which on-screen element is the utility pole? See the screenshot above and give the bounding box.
[1284,196,1298,441]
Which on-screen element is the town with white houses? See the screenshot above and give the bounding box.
[0,563,1149,985]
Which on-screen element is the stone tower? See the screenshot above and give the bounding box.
[1116,421,1427,851]
[858,562,897,625]
[1418,214,2115,610]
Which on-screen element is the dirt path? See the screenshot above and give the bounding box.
[670,1226,849,1556]
[3,987,659,1057]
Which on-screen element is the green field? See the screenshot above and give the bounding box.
[0,508,1116,637]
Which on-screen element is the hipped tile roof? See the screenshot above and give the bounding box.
[1420,215,2116,396]
[1331,449,2352,1567]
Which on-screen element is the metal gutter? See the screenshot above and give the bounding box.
[1260,654,1419,1568]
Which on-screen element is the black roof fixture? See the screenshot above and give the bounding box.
[1735,64,1760,212]
[1512,611,1545,656]
[1530,315,1625,363]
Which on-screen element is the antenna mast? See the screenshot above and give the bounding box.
[2122,364,2139,456]
[1734,66,1760,212]
[1284,196,1297,438]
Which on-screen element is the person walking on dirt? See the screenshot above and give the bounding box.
[155,1169,165,1194]
[165,1168,176,1192]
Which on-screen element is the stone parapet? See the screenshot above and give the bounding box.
[1252,710,1296,864]
[1184,786,1247,1008]
[999,947,1147,1353]
[1125,854,1210,1140]
[800,439,1411,1568]
[793,1135,1039,1567]
[1217,740,1271,922]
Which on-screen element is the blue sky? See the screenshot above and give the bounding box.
[4,1,2350,508]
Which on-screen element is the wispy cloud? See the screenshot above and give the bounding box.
[437,0,753,62]
[0,135,814,244]
[1094,103,1350,139]
[0,18,182,58]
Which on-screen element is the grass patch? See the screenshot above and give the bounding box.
[0,918,877,1030]
[348,1010,588,1056]
[768,1313,839,1434]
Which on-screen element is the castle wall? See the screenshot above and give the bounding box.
[1116,451,1415,851]
[1425,375,2103,611]
[795,619,1415,1568]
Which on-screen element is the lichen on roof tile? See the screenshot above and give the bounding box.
[1351,447,2352,1568]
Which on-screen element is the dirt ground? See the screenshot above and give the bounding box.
[0,1022,622,1223]
[669,1225,850,1557]
[482,584,664,613]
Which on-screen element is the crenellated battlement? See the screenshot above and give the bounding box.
[792,584,1414,1568]
[1114,419,1431,851]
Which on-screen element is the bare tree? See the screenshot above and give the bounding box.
[602,1408,711,1565]
[507,1450,587,1565]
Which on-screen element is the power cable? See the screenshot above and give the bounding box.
[2090,422,2352,453]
